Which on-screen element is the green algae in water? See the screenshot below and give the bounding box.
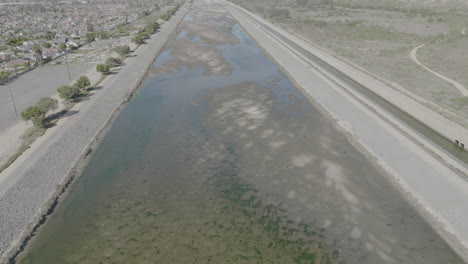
[19,139,343,264]
[206,148,343,264]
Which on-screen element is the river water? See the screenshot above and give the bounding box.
[17,6,463,264]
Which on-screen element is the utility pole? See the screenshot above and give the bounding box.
[8,85,18,118]
[65,53,71,81]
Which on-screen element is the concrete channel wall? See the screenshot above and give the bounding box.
[0,4,190,263]
[225,2,468,261]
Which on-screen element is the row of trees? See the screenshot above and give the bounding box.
[57,75,91,101]
[19,8,167,128]
[20,75,92,128]
[96,56,123,74]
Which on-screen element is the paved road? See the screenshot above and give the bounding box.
[0,63,93,132]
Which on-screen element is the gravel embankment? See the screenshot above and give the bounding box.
[0,4,189,263]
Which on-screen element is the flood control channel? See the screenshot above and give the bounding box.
[16,5,463,264]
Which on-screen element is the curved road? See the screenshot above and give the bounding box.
[410,44,468,97]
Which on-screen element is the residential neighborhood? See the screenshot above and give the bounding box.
[0,0,166,79]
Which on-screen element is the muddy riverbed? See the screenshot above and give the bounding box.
[16,4,463,264]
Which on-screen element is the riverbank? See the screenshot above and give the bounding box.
[0,3,190,262]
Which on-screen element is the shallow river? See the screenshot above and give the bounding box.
[18,6,463,264]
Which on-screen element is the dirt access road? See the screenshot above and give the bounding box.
[410,44,468,97]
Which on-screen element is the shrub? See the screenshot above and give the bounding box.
[144,22,160,34]
[161,6,179,21]
[346,19,363,27]
[0,71,10,80]
[132,33,145,44]
[301,17,328,27]
[58,43,67,51]
[265,8,290,20]
[255,6,265,13]
[105,57,122,67]
[85,32,96,42]
[98,31,111,39]
[96,64,111,74]
[114,45,130,56]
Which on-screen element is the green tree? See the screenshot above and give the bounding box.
[105,57,122,67]
[33,45,42,64]
[96,64,111,74]
[75,75,91,90]
[20,97,57,128]
[44,42,52,48]
[36,97,58,113]
[114,45,130,56]
[57,85,80,101]
[21,106,45,127]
